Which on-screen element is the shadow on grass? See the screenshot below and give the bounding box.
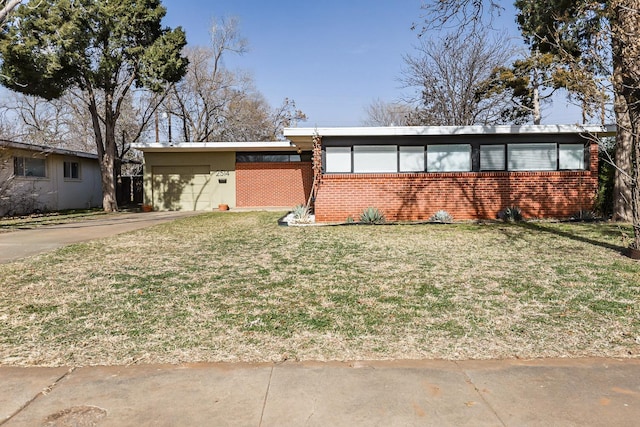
[514,221,628,254]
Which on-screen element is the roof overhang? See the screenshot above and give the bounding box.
[132,140,313,153]
[283,124,617,145]
[0,139,98,160]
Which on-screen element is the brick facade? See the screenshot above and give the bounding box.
[313,143,598,222]
[236,162,313,207]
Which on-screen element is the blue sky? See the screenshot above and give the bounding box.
[161,0,581,127]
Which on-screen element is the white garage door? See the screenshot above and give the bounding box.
[152,166,212,211]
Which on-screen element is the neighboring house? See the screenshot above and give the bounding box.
[0,140,102,216]
[133,124,615,221]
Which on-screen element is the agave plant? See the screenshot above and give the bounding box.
[429,210,453,223]
[499,206,523,222]
[359,207,386,224]
[290,204,311,224]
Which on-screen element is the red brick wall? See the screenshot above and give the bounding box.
[236,162,313,207]
[314,143,598,222]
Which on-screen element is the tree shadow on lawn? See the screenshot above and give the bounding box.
[514,221,629,254]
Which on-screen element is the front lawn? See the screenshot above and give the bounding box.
[0,212,638,366]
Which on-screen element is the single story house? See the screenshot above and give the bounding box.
[131,141,314,212]
[132,124,615,221]
[0,140,103,216]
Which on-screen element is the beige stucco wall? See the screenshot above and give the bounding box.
[0,148,102,216]
[142,151,236,211]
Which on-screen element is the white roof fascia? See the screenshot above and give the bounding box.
[283,124,616,139]
[131,141,300,152]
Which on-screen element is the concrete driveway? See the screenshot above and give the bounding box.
[0,211,201,264]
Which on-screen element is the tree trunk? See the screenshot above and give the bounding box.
[612,89,633,221]
[102,101,119,212]
[533,85,541,125]
[87,90,118,212]
[613,0,640,249]
[632,122,640,249]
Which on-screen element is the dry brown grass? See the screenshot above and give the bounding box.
[0,212,638,366]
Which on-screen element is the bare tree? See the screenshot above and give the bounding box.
[170,45,252,142]
[170,17,306,142]
[363,99,413,126]
[401,30,525,126]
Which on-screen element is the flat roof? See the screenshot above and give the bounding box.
[0,139,98,159]
[131,141,309,153]
[283,124,616,144]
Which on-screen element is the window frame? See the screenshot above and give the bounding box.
[352,145,398,173]
[399,146,425,172]
[507,143,558,172]
[63,160,81,180]
[480,144,506,171]
[558,143,586,170]
[13,156,47,178]
[324,146,353,173]
[426,144,472,173]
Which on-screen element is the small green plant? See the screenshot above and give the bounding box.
[345,215,355,224]
[499,206,523,222]
[291,204,311,224]
[359,207,386,224]
[429,210,453,223]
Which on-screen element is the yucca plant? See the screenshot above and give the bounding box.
[429,210,453,223]
[359,207,386,224]
[570,210,597,221]
[499,206,523,222]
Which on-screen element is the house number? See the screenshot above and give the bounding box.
[214,171,230,176]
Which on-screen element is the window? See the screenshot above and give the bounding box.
[480,145,505,171]
[353,145,397,173]
[508,143,556,171]
[236,152,311,162]
[325,146,352,173]
[64,161,80,179]
[426,144,471,172]
[399,146,425,172]
[14,156,46,177]
[559,144,585,170]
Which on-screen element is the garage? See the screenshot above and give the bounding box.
[151,165,213,211]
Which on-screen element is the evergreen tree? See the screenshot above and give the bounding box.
[0,0,188,211]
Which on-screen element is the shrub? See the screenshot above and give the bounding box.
[345,215,355,224]
[291,204,311,224]
[429,210,453,223]
[359,207,386,224]
[499,206,523,222]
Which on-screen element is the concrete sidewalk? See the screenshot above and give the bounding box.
[1,358,639,426]
[0,211,200,263]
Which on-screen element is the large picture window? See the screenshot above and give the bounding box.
[559,144,585,170]
[353,145,397,173]
[325,146,352,173]
[399,146,425,172]
[508,143,556,171]
[14,156,46,178]
[426,144,471,172]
